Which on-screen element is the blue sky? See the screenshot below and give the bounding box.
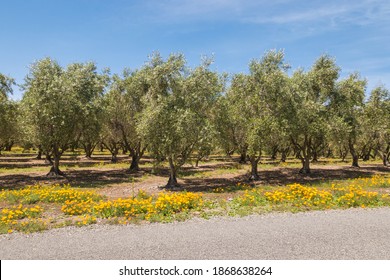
[1,0,390,99]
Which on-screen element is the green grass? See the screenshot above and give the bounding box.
[0,222,11,234]
[0,162,132,175]
[0,166,49,174]
[1,149,390,234]
[179,165,245,179]
[0,185,204,233]
[12,220,48,233]
[1,176,390,234]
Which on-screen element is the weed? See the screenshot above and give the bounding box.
[13,220,48,233]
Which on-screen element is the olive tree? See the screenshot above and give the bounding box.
[1,73,15,101]
[120,69,149,171]
[227,74,263,179]
[364,86,390,166]
[285,55,340,173]
[67,62,109,159]
[21,58,105,176]
[328,116,350,162]
[138,53,223,188]
[21,58,64,175]
[330,73,366,167]
[193,124,217,167]
[100,78,128,163]
[0,100,19,153]
[212,96,237,157]
[227,50,289,179]
[214,92,250,163]
[0,73,17,153]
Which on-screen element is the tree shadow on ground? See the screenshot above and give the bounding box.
[0,156,133,169]
[0,168,149,190]
[0,155,157,170]
[175,165,390,193]
[0,163,388,192]
[0,161,239,190]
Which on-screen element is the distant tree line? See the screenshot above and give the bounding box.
[0,51,389,187]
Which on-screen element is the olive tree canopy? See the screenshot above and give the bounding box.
[227,50,289,179]
[138,53,223,188]
[285,55,340,173]
[21,58,108,176]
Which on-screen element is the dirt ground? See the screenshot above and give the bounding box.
[0,152,389,199]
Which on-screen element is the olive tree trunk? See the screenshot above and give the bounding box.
[280,148,289,162]
[129,154,140,171]
[5,141,13,151]
[249,157,259,180]
[111,152,118,163]
[351,154,359,167]
[103,142,120,163]
[349,139,360,168]
[383,154,389,167]
[239,151,247,164]
[380,147,390,167]
[270,146,278,160]
[299,157,311,174]
[36,148,42,159]
[45,154,53,165]
[166,157,179,188]
[47,152,64,177]
[129,145,145,172]
[311,150,318,162]
[82,142,96,159]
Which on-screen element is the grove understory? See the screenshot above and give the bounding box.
[0,150,389,234]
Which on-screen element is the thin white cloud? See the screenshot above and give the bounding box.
[136,0,390,26]
[343,57,390,73]
[133,0,290,23]
[150,0,242,17]
[245,1,390,25]
[245,5,351,24]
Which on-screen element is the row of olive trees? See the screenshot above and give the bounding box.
[5,54,224,187]
[101,54,224,187]
[214,51,390,177]
[0,74,18,154]
[1,51,389,187]
[17,59,109,176]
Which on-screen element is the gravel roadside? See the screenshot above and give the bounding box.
[1,207,390,259]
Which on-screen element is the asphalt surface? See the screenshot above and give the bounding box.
[1,207,390,259]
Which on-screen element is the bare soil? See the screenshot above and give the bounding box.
[0,153,389,199]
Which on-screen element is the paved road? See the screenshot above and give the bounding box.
[1,208,390,259]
